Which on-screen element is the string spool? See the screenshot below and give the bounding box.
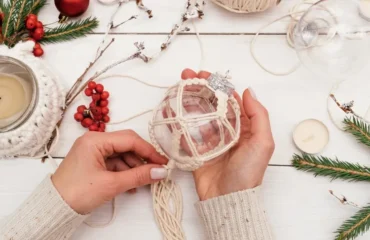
[149,73,241,239]
[210,0,281,13]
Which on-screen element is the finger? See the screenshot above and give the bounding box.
[242,89,273,140]
[81,131,168,165]
[181,68,197,80]
[122,152,144,168]
[114,164,167,192]
[106,157,137,194]
[106,157,130,172]
[198,71,211,79]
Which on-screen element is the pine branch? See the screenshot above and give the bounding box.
[344,117,370,148]
[40,17,98,44]
[2,0,18,40]
[336,204,370,240]
[0,0,8,13]
[292,154,370,182]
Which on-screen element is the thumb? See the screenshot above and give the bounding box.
[114,164,168,192]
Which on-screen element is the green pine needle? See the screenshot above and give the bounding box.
[335,204,370,240]
[344,117,370,148]
[40,17,98,44]
[292,154,370,182]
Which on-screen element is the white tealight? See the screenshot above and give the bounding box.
[359,0,370,21]
[293,119,329,154]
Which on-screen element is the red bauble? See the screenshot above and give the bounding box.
[55,0,90,18]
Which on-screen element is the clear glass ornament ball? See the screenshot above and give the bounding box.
[151,83,239,164]
[294,0,370,78]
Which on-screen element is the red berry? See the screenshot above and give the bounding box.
[84,88,93,96]
[92,93,101,101]
[77,105,87,114]
[34,42,41,49]
[27,14,37,21]
[101,91,109,100]
[89,123,99,131]
[89,102,96,108]
[88,81,97,90]
[32,27,44,41]
[36,21,43,29]
[74,113,84,122]
[33,47,44,57]
[99,122,106,130]
[95,84,104,93]
[100,100,109,107]
[101,107,109,115]
[90,106,102,116]
[103,115,110,123]
[94,115,103,121]
[26,19,36,30]
[82,118,93,128]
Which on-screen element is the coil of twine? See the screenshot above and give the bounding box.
[211,0,281,13]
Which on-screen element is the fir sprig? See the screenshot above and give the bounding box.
[292,154,370,182]
[40,17,98,44]
[344,117,370,148]
[336,204,370,240]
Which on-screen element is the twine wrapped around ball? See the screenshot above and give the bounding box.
[211,0,281,13]
[149,73,241,240]
[0,42,65,158]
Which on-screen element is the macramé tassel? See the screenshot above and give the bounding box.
[152,160,185,240]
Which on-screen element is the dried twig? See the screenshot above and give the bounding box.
[329,190,361,209]
[159,0,205,52]
[330,94,367,122]
[66,38,115,100]
[136,0,152,18]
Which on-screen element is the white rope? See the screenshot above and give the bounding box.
[210,0,279,13]
[151,161,185,240]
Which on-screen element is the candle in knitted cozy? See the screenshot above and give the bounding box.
[149,73,241,240]
[0,42,65,158]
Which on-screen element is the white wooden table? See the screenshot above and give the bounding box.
[2,0,370,239]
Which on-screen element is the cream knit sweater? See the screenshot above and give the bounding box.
[0,176,273,240]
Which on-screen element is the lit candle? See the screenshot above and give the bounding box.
[0,73,33,129]
[293,119,330,154]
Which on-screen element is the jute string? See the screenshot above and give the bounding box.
[210,0,280,13]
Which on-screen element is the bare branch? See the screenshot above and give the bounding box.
[329,190,361,209]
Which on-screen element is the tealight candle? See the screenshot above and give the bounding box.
[0,56,36,132]
[0,73,32,129]
[293,119,329,154]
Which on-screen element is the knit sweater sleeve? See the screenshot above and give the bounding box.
[0,175,88,240]
[195,186,273,240]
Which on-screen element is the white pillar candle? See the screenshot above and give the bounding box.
[359,0,370,21]
[293,119,329,154]
[0,73,33,129]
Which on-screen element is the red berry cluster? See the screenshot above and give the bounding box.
[25,14,44,57]
[74,81,110,132]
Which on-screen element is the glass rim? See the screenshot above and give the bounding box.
[0,55,39,133]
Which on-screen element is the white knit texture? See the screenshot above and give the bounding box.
[195,186,273,240]
[0,42,65,157]
[0,175,88,240]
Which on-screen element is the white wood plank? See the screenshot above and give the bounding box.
[39,34,370,166]
[0,159,370,240]
[38,0,299,33]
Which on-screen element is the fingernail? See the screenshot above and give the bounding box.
[150,168,168,180]
[248,87,257,100]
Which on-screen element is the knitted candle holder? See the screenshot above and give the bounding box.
[211,0,281,13]
[0,42,65,158]
[149,73,241,239]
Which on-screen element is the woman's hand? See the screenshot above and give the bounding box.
[181,69,275,201]
[52,130,168,214]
